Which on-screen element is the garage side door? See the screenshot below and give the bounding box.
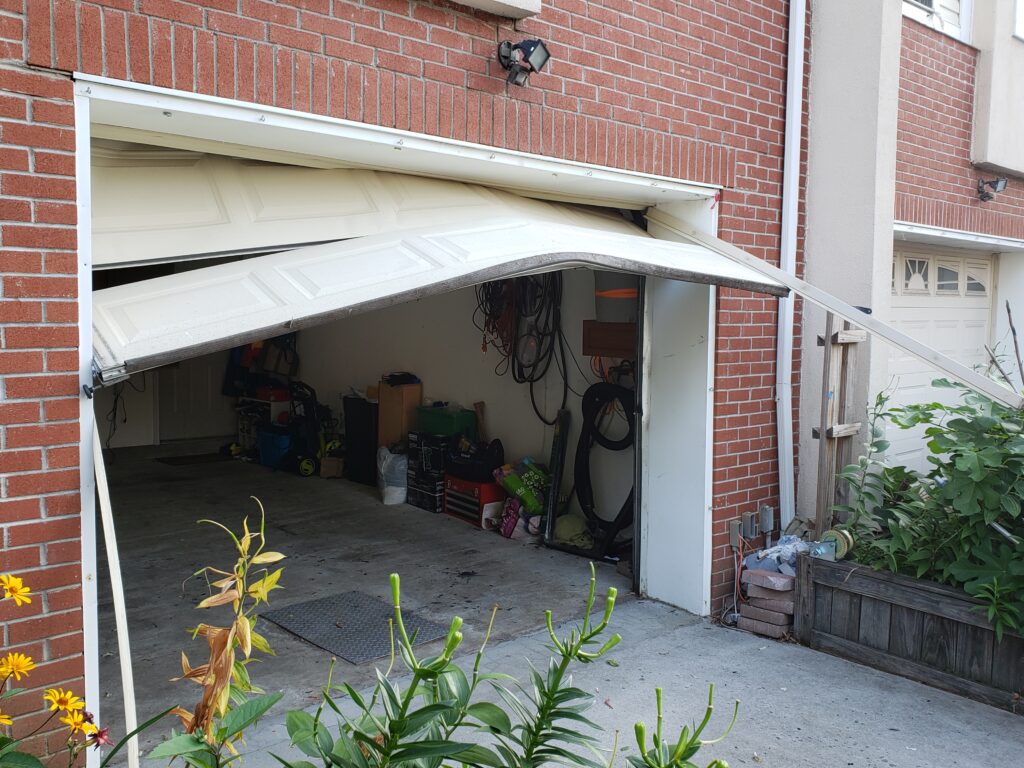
[887,251,995,470]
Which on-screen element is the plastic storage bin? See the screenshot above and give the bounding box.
[258,429,291,468]
[415,406,477,438]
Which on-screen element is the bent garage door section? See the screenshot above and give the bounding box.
[91,214,786,384]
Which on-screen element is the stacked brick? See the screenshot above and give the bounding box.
[737,569,794,638]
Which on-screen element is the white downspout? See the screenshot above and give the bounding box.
[776,0,806,529]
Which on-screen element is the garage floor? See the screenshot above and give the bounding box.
[97,438,631,752]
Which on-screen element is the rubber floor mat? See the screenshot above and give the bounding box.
[260,591,447,664]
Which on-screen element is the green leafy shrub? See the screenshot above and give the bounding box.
[837,381,1024,640]
[274,565,738,768]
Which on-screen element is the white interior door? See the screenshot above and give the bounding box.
[887,251,995,470]
[157,351,238,441]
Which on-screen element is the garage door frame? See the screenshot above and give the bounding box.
[74,77,733,756]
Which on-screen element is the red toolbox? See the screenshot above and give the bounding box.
[444,475,506,528]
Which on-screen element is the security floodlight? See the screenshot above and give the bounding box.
[497,39,551,86]
[978,177,1008,201]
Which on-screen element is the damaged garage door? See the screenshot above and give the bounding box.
[92,213,786,385]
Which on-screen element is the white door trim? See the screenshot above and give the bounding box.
[894,220,1024,254]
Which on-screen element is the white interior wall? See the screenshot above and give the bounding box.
[299,268,635,521]
[91,266,636,516]
[92,351,238,448]
[92,371,159,448]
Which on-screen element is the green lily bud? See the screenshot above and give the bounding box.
[390,573,401,608]
[545,609,563,652]
[444,630,464,657]
[634,721,647,754]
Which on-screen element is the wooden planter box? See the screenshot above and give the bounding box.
[795,554,1024,712]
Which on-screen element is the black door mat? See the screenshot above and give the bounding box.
[155,454,233,466]
[260,591,447,664]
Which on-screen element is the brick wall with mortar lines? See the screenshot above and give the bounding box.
[0,41,84,755]
[0,0,801,732]
[896,18,1024,239]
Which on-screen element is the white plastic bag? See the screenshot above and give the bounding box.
[377,447,408,505]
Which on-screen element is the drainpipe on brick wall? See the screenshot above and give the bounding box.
[776,0,807,529]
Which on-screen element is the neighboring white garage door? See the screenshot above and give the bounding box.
[886,250,995,470]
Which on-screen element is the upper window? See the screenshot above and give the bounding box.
[903,0,968,43]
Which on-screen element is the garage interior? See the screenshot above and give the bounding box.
[89,137,762,747]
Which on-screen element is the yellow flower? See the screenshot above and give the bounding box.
[0,575,31,607]
[0,653,35,681]
[81,722,98,737]
[60,710,87,734]
[43,688,84,713]
[0,710,11,726]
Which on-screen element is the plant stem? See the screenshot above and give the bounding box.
[379,669,423,768]
[25,711,57,738]
[521,654,572,764]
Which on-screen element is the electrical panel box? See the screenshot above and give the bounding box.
[729,520,741,549]
[741,511,759,539]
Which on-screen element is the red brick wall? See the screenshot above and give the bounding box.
[896,18,1024,239]
[0,43,83,750]
[1,0,798,716]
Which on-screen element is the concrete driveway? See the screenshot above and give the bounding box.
[232,598,1021,768]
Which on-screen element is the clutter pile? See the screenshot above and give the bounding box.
[734,527,860,639]
[738,569,795,639]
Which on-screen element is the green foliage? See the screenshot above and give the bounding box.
[272,565,738,768]
[837,381,1024,640]
[628,686,736,768]
[148,693,283,768]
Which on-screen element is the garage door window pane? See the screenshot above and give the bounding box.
[904,258,929,293]
[967,265,988,295]
[937,263,959,294]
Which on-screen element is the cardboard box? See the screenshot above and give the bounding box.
[378,380,422,447]
[320,457,344,479]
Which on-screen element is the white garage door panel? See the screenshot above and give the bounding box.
[886,251,994,470]
[92,217,786,384]
[91,146,634,267]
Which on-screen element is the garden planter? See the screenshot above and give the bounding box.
[795,554,1024,712]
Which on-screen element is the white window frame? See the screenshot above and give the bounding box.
[902,0,973,45]
[965,259,991,297]
[892,253,996,299]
